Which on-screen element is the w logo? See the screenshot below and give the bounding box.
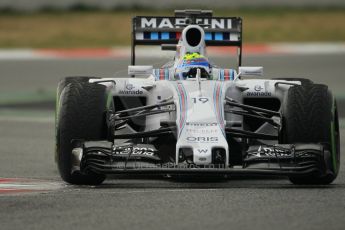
[197,149,208,153]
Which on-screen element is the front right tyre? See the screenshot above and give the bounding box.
[281,84,340,185]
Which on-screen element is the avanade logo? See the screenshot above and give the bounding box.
[119,82,144,95]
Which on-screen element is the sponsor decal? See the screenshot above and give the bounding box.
[125,83,135,90]
[139,17,233,29]
[246,84,271,97]
[246,92,272,97]
[186,122,217,126]
[248,146,291,158]
[254,85,263,91]
[186,136,218,143]
[197,149,208,153]
[186,129,217,134]
[114,147,155,156]
[119,82,144,95]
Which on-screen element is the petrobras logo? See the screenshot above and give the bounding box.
[138,17,233,29]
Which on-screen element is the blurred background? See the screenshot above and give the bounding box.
[0,0,344,113]
[0,0,344,115]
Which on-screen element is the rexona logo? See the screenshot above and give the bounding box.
[119,82,143,95]
[186,137,218,142]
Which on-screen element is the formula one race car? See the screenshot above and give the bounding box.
[55,10,340,185]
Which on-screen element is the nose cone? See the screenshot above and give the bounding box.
[174,81,229,166]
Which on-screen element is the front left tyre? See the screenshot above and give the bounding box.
[56,81,110,185]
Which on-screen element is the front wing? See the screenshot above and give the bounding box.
[72,141,333,178]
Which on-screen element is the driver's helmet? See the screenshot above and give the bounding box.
[175,53,210,80]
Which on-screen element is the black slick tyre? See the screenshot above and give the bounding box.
[56,82,109,185]
[55,77,99,143]
[57,76,99,100]
[282,84,340,185]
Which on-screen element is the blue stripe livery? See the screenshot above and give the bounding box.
[215,33,223,41]
[205,32,212,40]
[146,32,231,41]
[220,69,225,80]
[161,32,169,40]
[151,32,159,40]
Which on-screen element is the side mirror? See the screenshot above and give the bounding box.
[128,65,153,76]
[238,66,264,77]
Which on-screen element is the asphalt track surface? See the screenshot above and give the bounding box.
[1,54,345,230]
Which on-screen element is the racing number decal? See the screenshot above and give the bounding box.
[192,97,209,104]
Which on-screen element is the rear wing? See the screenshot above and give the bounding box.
[131,10,243,66]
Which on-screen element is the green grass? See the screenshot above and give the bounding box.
[0,9,344,48]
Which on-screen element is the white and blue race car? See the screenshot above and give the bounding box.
[55,10,340,185]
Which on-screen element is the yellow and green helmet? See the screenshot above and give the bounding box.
[175,52,210,79]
